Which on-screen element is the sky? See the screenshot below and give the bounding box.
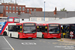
[0,0,75,11]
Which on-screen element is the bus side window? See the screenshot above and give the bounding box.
[8,25,21,32]
[8,26,14,31]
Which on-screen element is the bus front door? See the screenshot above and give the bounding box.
[37,26,43,38]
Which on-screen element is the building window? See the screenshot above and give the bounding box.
[13,6,15,10]
[6,12,8,15]
[23,12,25,13]
[59,18,62,19]
[22,19,24,21]
[16,7,18,11]
[16,12,18,13]
[9,12,11,13]
[27,9,29,12]
[37,18,41,21]
[19,7,21,10]
[6,6,8,10]
[9,6,11,10]
[30,9,32,12]
[23,7,25,11]
[13,12,15,13]
[34,9,36,11]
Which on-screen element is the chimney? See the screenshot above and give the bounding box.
[18,9,21,15]
[54,7,57,15]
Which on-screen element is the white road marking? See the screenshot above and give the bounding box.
[21,42,36,45]
[3,36,14,50]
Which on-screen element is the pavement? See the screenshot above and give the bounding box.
[59,38,75,44]
[0,36,75,50]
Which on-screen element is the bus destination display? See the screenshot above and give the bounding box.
[49,24,59,26]
[24,23,35,26]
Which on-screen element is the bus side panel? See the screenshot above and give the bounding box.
[44,33,61,38]
[42,32,48,38]
[19,33,37,38]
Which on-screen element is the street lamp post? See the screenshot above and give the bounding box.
[44,1,45,21]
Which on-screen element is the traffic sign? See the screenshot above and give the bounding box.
[70,31,73,35]
[70,35,73,37]
[70,34,73,39]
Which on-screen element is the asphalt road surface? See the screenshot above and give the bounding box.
[0,36,75,50]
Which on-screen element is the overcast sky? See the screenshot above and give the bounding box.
[1,0,75,11]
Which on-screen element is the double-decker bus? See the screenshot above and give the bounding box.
[8,22,37,39]
[0,17,20,35]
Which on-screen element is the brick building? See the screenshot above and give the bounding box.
[0,3,42,17]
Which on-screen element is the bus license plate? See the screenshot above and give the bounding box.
[53,37,56,38]
[28,37,31,38]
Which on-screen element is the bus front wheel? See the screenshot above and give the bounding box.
[42,34,44,38]
[18,35,20,39]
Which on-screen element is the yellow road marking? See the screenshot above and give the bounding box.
[12,47,14,50]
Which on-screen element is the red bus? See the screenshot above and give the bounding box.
[37,23,61,38]
[0,17,20,35]
[8,22,37,39]
[44,23,61,38]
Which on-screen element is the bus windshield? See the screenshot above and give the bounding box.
[23,23,36,33]
[49,24,60,33]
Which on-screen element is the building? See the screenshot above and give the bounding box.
[1,3,75,22]
[0,3,42,17]
[6,7,75,22]
[0,5,4,17]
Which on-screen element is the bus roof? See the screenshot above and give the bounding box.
[20,21,47,24]
[55,17,75,24]
[8,17,19,18]
[46,17,75,24]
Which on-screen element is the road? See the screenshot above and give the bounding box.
[0,36,75,50]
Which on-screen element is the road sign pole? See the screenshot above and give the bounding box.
[70,31,73,39]
[71,37,72,39]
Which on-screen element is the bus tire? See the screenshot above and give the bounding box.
[42,34,44,38]
[3,31,7,36]
[18,35,20,39]
[10,34,12,38]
